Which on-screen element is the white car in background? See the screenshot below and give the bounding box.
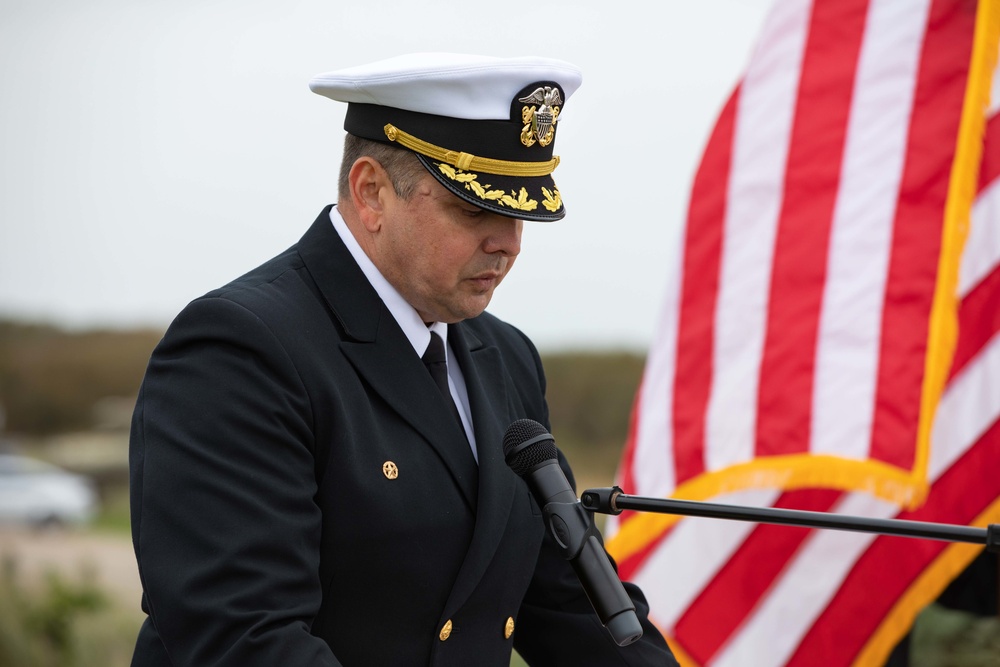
[0,454,98,527]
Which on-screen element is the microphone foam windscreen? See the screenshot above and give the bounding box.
[503,419,558,477]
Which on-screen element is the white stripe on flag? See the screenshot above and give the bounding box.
[958,44,1000,295]
[959,181,1000,295]
[706,0,812,471]
[712,492,897,667]
[631,489,781,629]
[631,234,683,498]
[929,333,1000,479]
[811,0,932,460]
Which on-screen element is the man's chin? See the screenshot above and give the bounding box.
[447,295,494,323]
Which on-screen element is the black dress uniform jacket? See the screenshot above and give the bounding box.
[129,206,677,667]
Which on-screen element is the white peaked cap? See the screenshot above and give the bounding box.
[309,52,583,120]
[309,52,583,221]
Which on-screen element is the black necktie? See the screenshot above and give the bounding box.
[422,331,465,432]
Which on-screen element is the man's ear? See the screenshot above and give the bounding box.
[348,157,390,232]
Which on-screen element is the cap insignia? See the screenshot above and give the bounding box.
[518,87,562,148]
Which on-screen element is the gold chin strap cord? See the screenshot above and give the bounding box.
[383,124,560,177]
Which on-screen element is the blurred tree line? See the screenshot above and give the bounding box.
[0,319,647,460]
[0,321,163,436]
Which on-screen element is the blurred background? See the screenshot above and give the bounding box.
[0,0,775,351]
[1,1,775,663]
[1,1,995,665]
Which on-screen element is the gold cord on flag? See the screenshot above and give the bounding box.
[913,0,1000,504]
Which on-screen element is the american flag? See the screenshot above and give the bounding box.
[606,0,1000,664]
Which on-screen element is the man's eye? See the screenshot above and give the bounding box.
[462,207,484,218]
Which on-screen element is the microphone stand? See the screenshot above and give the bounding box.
[580,486,1000,552]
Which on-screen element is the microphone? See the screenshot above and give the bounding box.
[503,419,643,647]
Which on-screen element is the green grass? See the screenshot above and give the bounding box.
[89,486,131,536]
[0,556,140,667]
[910,603,1000,666]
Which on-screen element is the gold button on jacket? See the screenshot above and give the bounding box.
[439,620,453,641]
[504,616,515,639]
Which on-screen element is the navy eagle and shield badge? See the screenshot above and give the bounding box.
[519,86,563,148]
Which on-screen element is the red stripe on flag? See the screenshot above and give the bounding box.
[755,0,869,458]
[672,489,845,664]
[951,111,1000,378]
[951,264,1000,379]
[979,112,1000,190]
[869,0,977,469]
[617,522,675,583]
[615,378,643,509]
[786,417,1000,664]
[672,89,740,485]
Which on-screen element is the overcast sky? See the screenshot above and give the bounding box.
[0,0,773,351]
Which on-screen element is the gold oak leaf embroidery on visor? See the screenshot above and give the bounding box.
[541,187,561,212]
[434,162,542,212]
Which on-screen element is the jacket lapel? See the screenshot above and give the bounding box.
[297,207,478,510]
[298,206,520,608]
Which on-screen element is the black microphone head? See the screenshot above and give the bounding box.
[503,419,558,477]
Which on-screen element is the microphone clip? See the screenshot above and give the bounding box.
[542,500,599,561]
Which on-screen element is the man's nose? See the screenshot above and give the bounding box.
[483,217,522,256]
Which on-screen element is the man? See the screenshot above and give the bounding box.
[129,53,677,666]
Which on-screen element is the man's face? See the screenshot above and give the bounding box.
[374,174,523,324]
